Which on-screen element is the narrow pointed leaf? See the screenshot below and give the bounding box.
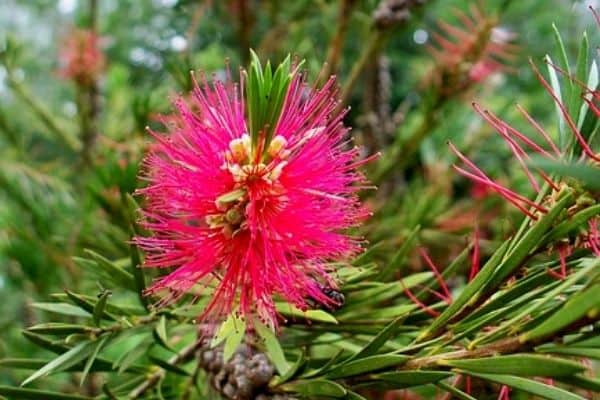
[351,316,405,360]
[462,372,586,400]
[83,250,135,289]
[372,371,453,388]
[153,315,169,349]
[254,319,290,376]
[27,323,92,336]
[93,290,111,327]
[21,342,95,386]
[521,277,600,342]
[0,386,93,400]
[326,354,409,379]
[280,379,347,398]
[31,302,91,318]
[80,336,109,386]
[223,317,246,362]
[441,354,585,377]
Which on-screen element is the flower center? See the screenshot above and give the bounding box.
[205,134,290,238]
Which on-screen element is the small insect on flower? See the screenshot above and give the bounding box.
[136,53,375,331]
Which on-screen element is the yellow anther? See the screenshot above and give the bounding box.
[267,135,288,159]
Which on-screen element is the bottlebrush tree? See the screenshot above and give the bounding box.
[0,1,598,400]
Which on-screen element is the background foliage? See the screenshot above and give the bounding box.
[0,0,599,399]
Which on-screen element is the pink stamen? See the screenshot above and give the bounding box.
[419,248,452,303]
[474,103,555,159]
[418,284,452,303]
[401,280,440,317]
[465,376,472,394]
[532,60,600,162]
[449,142,547,216]
[452,165,540,219]
[515,104,562,157]
[498,385,511,400]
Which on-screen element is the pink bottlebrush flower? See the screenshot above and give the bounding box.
[58,28,105,86]
[136,58,373,329]
[425,3,516,96]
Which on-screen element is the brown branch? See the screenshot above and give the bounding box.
[402,337,524,370]
[323,0,357,78]
[236,0,253,65]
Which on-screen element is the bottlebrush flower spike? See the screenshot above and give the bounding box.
[449,56,599,277]
[58,28,105,86]
[136,54,374,330]
[426,3,516,96]
[451,59,599,219]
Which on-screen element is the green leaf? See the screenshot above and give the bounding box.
[21,341,95,386]
[542,204,600,244]
[345,272,432,307]
[378,226,420,281]
[551,24,571,78]
[536,345,600,359]
[80,336,109,386]
[471,257,598,347]
[556,375,600,392]
[113,333,153,373]
[82,250,135,289]
[26,323,92,336]
[22,331,70,354]
[345,391,368,400]
[484,190,573,291]
[326,354,409,379]
[211,313,244,347]
[371,371,453,388]
[275,351,305,384]
[530,158,600,190]
[0,386,93,400]
[301,349,345,379]
[93,290,111,327]
[31,302,91,318]
[153,315,169,349]
[223,316,246,362]
[441,354,585,377]
[245,51,297,156]
[0,359,55,370]
[275,303,338,324]
[149,355,190,376]
[64,290,116,321]
[569,32,588,127]
[462,372,586,400]
[128,230,147,309]
[351,316,405,360]
[280,379,347,398]
[254,318,290,376]
[417,240,510,340]
[521,274,600,342]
